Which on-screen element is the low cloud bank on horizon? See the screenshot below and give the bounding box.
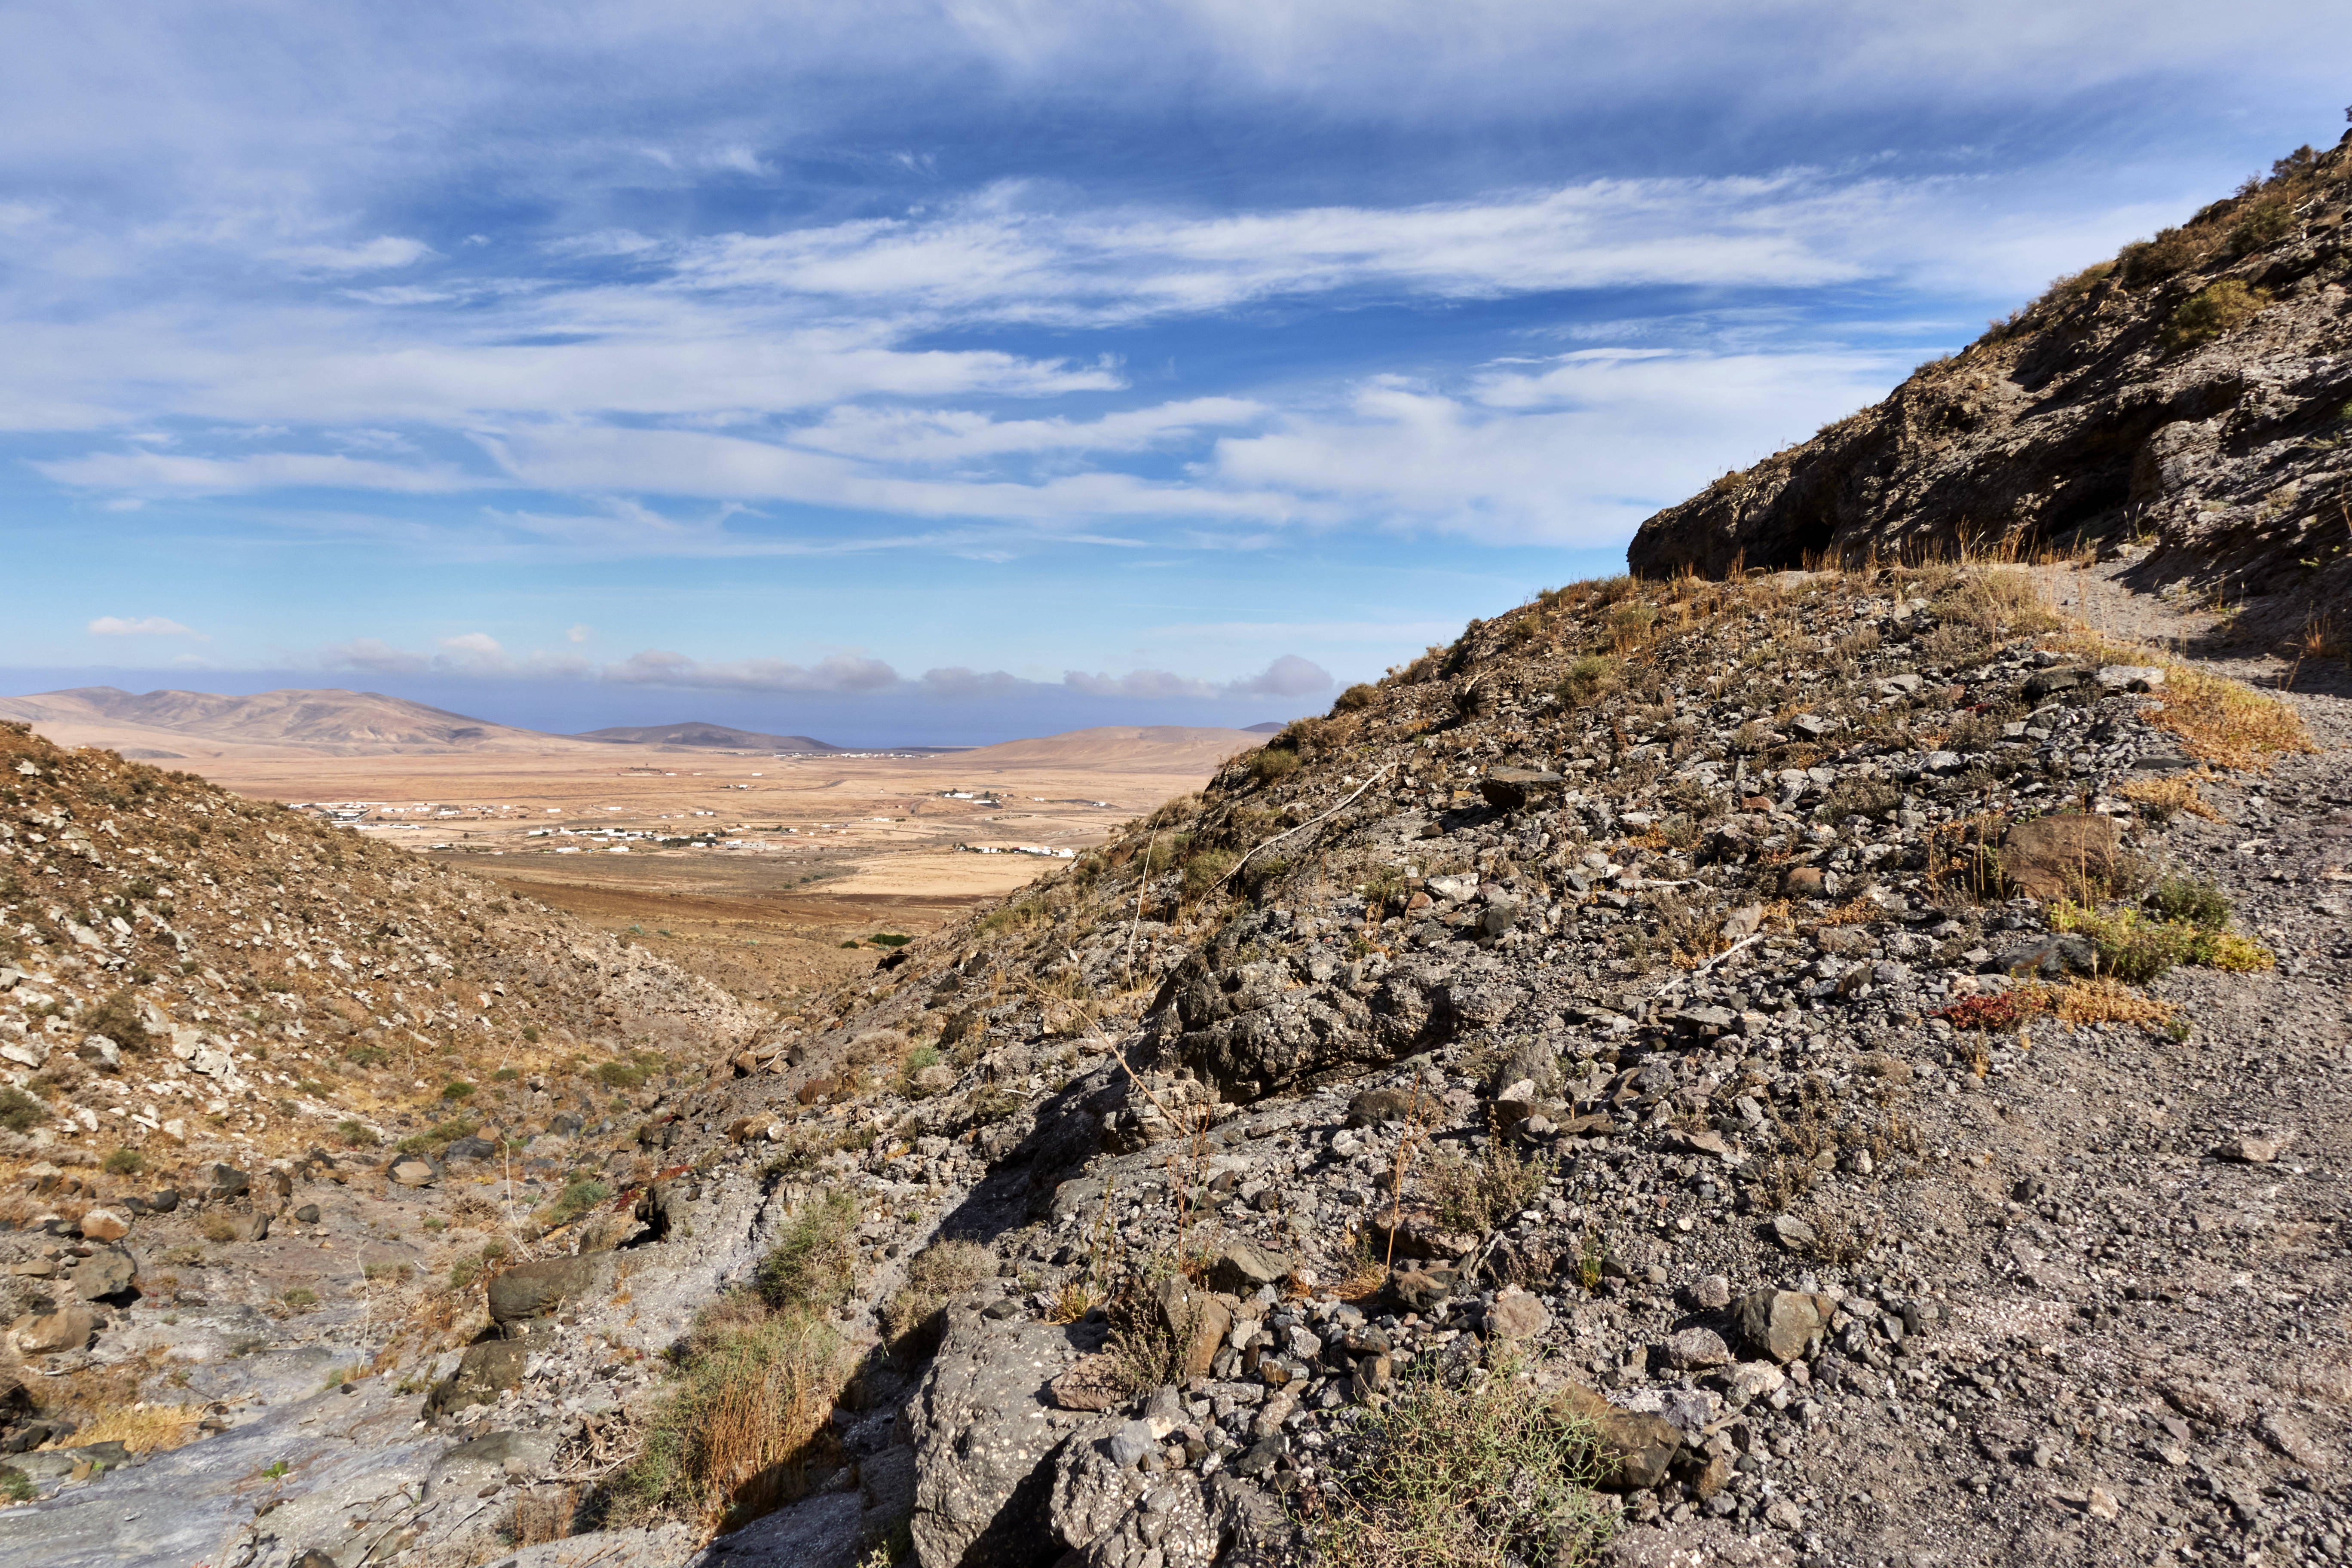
[3,1,2344,731]
[313,633,1334,704]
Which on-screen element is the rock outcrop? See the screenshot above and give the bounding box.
[1629,131,2352,647]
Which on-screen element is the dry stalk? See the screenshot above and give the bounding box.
[1216,764,1397,890]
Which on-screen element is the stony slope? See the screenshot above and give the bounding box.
[0,720,768,1559]
[3,564,2344,1568]
[1629,131,2352,650]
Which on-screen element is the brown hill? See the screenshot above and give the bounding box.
[0,686,587,759]
[1629,130,2352,647]
[575,720,841,752]
[920,723,1261,773]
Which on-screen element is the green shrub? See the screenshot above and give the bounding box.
[1248,747,1299,784]
[2145,876,2231,930]
[754,1188,861,1314]
[1181,848,1238,902]
[900,1046,943,1095]
[282,1287,318,1309]
[1553,655,1620,709]
[345,1044,390,1068]
[441,1080,475,1102]
[102,1145,145,1176]
[594,1060,648,1090]
[867,933,912,947]
[2164,281,2269,352]
[1315,1352,1611,1568]
[2119,226,2213,288]
[1429,1134,1551,1235]
[337,1119,380,1148]
[81,989,159,1054]
[1333,683,1378,713]
[2053,901,2275,981]
[542,1179,614,1230]
[0,1087,44,1134]
[2226,201,2294,257]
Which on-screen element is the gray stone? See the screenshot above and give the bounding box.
[1149,1274,1230,1380]
[9,1302,95,1355]
[1207,1240,1292,1295]
[1989,934,2098,979]
[1050,1421,1220,1568]
[426,1338,527,1417]
[1479,767,1565,811]
[423,1428,557,1501]
[1661,1326,1732,1370]
[486,1253,612,1325]
[908,1305,1093,1568]
[1733,1289,1837,1363]
[1687,1274,1733,1311]
[1107,1418,1155,1468]
[67,1243,135,1302]
[1485,1288,1551,1341]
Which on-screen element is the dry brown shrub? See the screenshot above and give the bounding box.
[2048,979,2177,1030]
[2121,776,2221,823]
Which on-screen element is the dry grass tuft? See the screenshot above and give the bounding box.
[881,1239,994,1358]
[2121,776,2222,822]
[1313,1351,1612,1568]
[57,1402,203,1455]
[2049,629,2315,770]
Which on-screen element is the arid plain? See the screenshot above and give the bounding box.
[134,724,1258,1014]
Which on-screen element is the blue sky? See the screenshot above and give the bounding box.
[3,2,2346,745]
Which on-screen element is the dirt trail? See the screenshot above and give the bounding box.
[1785,563,2352,1567]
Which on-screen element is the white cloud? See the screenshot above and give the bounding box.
[1227,655,1332,697]
[37,449,489,495]
[320,637,428,674]
[274,236,434,272]
[566,623,593,643]
[602,649,900,693]
[1205,347,1907,544]
[919,666,1027,699]
[794,397,1265,462]
[88,614,200,638]
[1064,667,1217,700]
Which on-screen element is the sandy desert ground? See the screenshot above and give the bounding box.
[119,726,1258,1013]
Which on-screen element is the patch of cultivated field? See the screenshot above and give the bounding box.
[180,729,1251,1008]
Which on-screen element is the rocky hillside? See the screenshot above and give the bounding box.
[1629,131,2352,649]
[0,721,752,1169]
[658,560,2345,1568]
[25,557,2325,1568]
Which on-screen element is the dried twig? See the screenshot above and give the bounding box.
[1216,764,1396,889]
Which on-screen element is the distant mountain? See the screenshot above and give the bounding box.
[1241,722,1288,734]
[0,686,576,757]
[574,720,842,753]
